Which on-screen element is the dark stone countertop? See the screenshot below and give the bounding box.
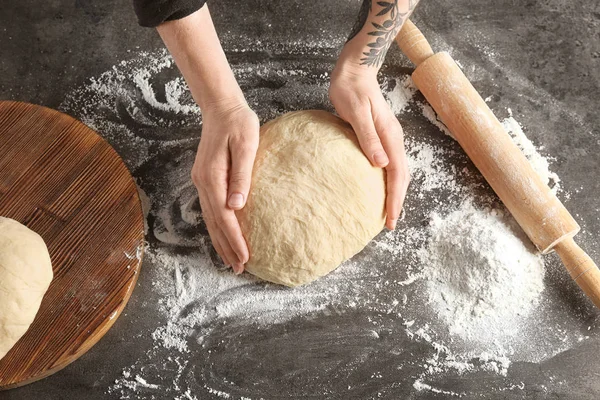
[1,1,599,399]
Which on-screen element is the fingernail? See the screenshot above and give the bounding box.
[390,219,397,230]
[233,263,244,275]
[228,193,244,209]
[373,151,389,167]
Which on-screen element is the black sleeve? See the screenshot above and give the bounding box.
[133,0,207,28]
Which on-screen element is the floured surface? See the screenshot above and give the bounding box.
[58,45,599,399]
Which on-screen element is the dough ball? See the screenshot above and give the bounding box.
[237,110,386,287]
[0,217,53,361]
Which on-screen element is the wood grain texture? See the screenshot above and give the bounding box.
[555,237,600,309]
[0,101,145,389]
[395,19,434,66]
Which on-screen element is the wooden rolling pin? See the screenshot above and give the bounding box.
[396,20,600,308]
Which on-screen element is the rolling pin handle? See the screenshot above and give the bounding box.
[395,19,435,66]
[554,237,600,308]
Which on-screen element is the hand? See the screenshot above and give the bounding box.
[329,62,410,230]
[191,101,260,274]
[157,6,259,275]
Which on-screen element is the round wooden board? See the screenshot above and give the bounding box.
[0,101,145,389]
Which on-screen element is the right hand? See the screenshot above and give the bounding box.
[191,101,260,275]
[329,61,410,230]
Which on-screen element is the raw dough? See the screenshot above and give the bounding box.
[237,110,386,286]
[0,217,53,361]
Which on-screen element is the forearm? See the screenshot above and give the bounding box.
[339,0,420,74]
[157,6,244,112]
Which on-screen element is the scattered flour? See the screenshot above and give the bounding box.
[149,249,330,353]
[60,49,201,170]
[134,376,160,390]
[405,138,460,194]
[59,46,585,399]
[385,75,417,115]
[420,102,454,138]
[413,379,463,397]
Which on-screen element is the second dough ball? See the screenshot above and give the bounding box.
[0,217,53,361]
[237,110,386,286]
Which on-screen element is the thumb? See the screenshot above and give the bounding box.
[227,139,257,210]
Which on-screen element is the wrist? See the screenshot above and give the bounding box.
[192,75,247,115]
[334,43,380,79]
[202,94,249,117]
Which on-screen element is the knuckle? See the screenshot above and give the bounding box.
[191,169,201,185]
[235,117,260,137]
[247,110,260,126]
[247,136,260,150]
[382,126,404,143]
[387,164,410,185]
[191,168,207,186]
[229,170,250,186]
[208,167,227,187]
[202,213,216,227]
[214,213,226,226]
[362,131,382,148]
[231,137,259,157]
[386,160,400,173]
[192,165,224,188]
[237,139,259,155]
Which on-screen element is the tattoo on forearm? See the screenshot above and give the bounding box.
[348,0,418,67]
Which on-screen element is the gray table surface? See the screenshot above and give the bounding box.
[1,0,600,399]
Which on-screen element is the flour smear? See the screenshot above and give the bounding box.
[60,48,587,399]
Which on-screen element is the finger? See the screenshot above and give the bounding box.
[200,185,243,269]
[377,116,410,230]
[194,142,248,274]
[348,105,389,168]
[198,188,230,266]
[209,192,250,267]
[213,232,232,268]
[385,159,410,230]
[202,168,250,267]
[215,228,242,273]
[192,141,232,266]
[227,135,258,210]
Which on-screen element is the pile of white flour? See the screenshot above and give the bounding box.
[419,201,545,342]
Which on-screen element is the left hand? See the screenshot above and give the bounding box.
[192,101,259,274]
[329,61,410,230]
